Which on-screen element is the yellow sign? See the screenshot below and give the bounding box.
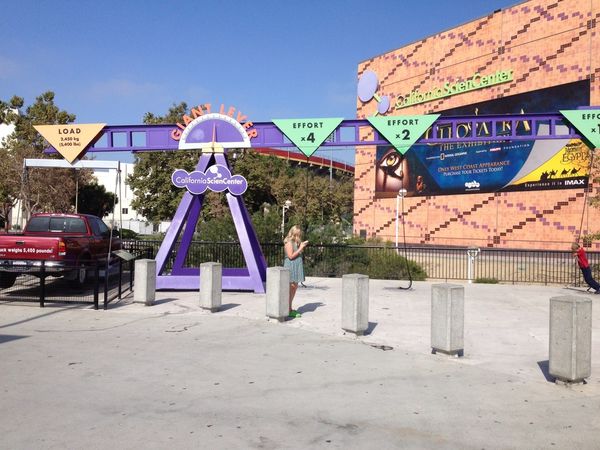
[34,123,106,163]
[511,139,590,185]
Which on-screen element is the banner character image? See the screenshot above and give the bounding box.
[416,175,426,193]
[376,147,411,194]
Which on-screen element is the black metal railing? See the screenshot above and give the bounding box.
[122,239,599,287]
[0,252,146,309]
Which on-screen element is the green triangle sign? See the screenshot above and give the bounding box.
[273,117,343,157]
[560,109,600,149]
[368,114,440,154]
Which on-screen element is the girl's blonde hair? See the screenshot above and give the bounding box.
[284,225,303,244]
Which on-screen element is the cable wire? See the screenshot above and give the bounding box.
[577,149,595,243]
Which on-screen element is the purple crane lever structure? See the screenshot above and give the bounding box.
[40,109,597,293]
[155,150,266,292]
[46,113,586,156]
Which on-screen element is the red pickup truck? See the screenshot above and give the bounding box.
[0,213,121,288]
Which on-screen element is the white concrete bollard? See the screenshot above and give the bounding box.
[342,274,369,335]
[549,296,592,384]
[431,283,464,356]
[134,259,156,306]
[200,262,222,312]
[266,267,290,322]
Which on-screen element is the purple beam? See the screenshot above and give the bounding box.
[155,151,266,292]
[44,113,584,155]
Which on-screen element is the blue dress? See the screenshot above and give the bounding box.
[284,241,305,283]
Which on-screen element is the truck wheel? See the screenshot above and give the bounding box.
[0,272,17,289]
[68,264,87,288]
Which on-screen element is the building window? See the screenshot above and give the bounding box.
[122,207,129,214]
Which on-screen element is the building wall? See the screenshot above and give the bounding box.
[92,163,157,234]
[355,0,600,250]
[8,162,160,235]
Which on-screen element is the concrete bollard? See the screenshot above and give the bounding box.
[549,296,592,384]
[342,274,369,335]
[134,259,156,306]
[200,262,222,312]
[266,267,290,322]
[431,283,464,356]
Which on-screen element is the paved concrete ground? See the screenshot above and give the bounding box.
[1,278,599,449]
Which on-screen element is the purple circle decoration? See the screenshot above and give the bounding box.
[378,95,391,114]
[357,70,379,102]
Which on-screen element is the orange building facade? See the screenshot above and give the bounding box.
[354,0,600,250]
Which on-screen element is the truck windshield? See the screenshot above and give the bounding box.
[26,217,87,233]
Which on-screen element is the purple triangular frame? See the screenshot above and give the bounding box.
[155,152,267,292]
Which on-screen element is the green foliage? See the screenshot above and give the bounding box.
[251,208,284,244]
[361,249,427,280]
[0,92,94,223]
[119,228,139,239]
[589,153,600,211]
[303,243,427,280]
[127,103,202,222]
[195,214,237,242]
[582,233,600,247]
[231,152,354,232]
[126,104,355,241]
[75,182,117,217]
[126,238,428,282]
[474,277,499,284]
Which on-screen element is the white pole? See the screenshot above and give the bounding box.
[467,254,473,284]
[466,248,480,284]
[281,200,291,238]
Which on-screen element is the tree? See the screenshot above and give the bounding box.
[128,102,203,222]
[0,92,93,226]
[126,103,355,242]
[588,149,600,210]
[74,182,117,218]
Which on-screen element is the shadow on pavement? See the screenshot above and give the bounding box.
[152,297,179,306]
[0,334,29,344]
[297,302,325,314]
[383,286,414,291]
[365,321,378,335]
[537,360,555,383]
[219,303,241,312]
[0,304,85,329]
[299,283,330,290]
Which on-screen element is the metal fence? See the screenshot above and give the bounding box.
[122,240,599,287]
[0,256,141,309]
[3,242,592,308]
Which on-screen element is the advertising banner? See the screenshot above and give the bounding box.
[375,80,591,198]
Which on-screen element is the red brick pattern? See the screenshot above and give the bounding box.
[354,0,600,250]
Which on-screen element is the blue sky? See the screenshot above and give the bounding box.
[1,0,519,162]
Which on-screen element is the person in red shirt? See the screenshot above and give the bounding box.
[571,243,600,293]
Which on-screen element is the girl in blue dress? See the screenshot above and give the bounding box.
[283,225,309,318]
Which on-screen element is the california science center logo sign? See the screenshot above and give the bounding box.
[358,69,514,113]
[172,165,248,196]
